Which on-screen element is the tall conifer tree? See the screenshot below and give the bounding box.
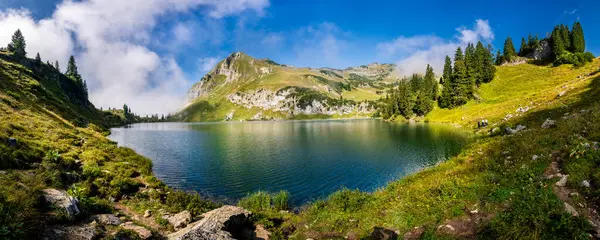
[10,29,27,58]
[519,37,527,56]
[571,21,585,53]
[503,36,517,60]
[551,26,564,59]
[560,24,571,51]
[464,43,476,97]
[453,47,468,106]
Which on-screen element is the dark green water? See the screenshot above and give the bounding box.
[109,119,469,206]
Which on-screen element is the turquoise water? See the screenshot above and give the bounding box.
[109,119,469,206]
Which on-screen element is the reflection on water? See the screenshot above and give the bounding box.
[109,119,470,205]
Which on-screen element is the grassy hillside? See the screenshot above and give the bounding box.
[427,59,600,127]
[180,52,393,122]
[0,52,217,239]
[235,60,600,239]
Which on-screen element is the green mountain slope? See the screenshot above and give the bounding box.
[180,52,399,121]
[0,52,217,239]
[284,59,600,239]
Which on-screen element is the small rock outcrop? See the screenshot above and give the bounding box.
[581,180,591,188]
[564,202,579,216]
[168,205,251,240]
[541,119,556,129]
[43,189,80,218]
[92,214,121,226]
[505,125,526,135]
[43,223,99,240]
[168,210,192,230]
[253,224,271,240]
[120,222,153,239]
[525,40,552,60]
[144,209,152,218]
[556,175,569,187]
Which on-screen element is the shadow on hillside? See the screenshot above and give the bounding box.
[528,58,554,66]
[476,74,600,238]
[511,74,600,130]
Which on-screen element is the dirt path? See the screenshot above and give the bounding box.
[544,160,600,237]
[115,203,169,236]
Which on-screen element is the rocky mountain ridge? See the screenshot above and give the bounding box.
[182,52,396,121]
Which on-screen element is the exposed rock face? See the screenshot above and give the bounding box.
[43,223,99,240]
[187,52,245,104]
[501,57,528,66]
[185,52,398,112]
[227,88,375,116]
[168,210,192,230]
[168,205,251,240]
[43,189,80,218]
[504,125,526,135]
[526,40,552,61]
[92,214,121,226]
[218,52,244,84]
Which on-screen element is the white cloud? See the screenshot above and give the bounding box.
[0,0,269,115]
[377,19,494,77]
[289,22,355,69]
[199,57,219,72]
[0,9,73,65]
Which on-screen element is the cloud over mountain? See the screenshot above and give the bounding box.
[378,19,494,77]
[0,0,269,115]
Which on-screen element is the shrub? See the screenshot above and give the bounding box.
[165,190,218,216]
[272,191,290,211]
[109,177,143,197]
[554,51,595,67]
[238,191,271,212]
[327,188,372,212]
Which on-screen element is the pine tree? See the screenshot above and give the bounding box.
[519,37,527,57]
[453,47,468,106]
[35,53,41,65]
[495,50,503,65]
[560,24,571,51]
[474,42,487,85]
[464,43,476,97]
[551,26,564,59]
[55,61,60,72]
[482,44,497,83]
[439,56,453,108]
[83,80,88,99]
[66,55,83,85]
[10,29,27,58]
[503,36,517,60]
[528,34,540,51]
[396,81,414,118]
[442,56,453,84]
[424,64,437,100]
[571,21,585,53]
[409,74,423,92]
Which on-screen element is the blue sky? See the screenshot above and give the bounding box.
[0,0,597,113]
